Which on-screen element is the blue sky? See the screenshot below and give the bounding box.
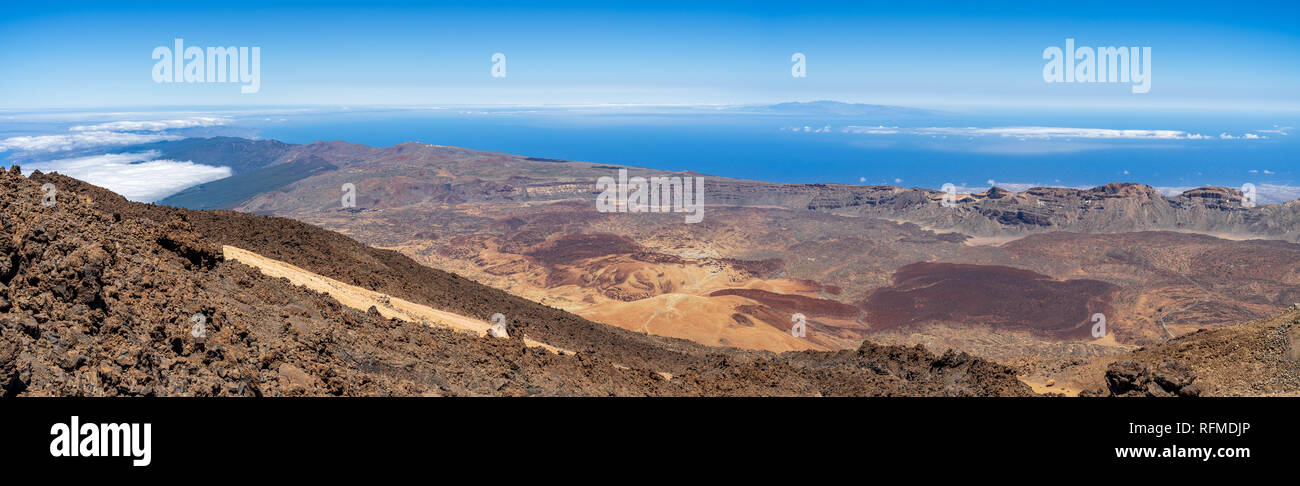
[1,1,1298,110]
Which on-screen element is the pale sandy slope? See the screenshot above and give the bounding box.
[222,245,572,355]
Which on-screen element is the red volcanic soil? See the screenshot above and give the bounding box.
[709,288,860,319]
[863,262,1118,339]
[523,233,640,266]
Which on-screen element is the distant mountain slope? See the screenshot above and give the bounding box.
[158,155,337,210]
[125,136,297,174]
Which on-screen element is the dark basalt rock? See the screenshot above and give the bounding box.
[1103,359,1201,397]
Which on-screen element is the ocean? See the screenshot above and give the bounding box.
[250,108,1299,197]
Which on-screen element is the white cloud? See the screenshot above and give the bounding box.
[783,125,833,133]
[1153,186,1197,197]
[988,182,1040,192]
[839,125,899,135]
[69,117,228,132]
[944,181,1052,194]
[840,125,1290,142]
[1256,184,1300,204]
[0,131,181,153]
[844,125,1211,140]
[26,152,231,202]
[0,116,228,154]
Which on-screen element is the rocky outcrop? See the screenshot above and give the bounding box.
[1099,359,1202,397]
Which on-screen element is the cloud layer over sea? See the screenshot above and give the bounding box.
[25,151,231,202]
[0,116,233,202]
